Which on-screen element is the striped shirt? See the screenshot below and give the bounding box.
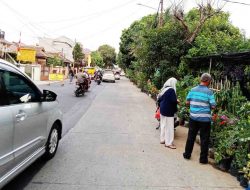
[186,85,216,122]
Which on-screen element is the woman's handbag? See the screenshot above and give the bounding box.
[155,108,160,120]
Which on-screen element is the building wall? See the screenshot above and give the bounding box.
[39,36,75,62]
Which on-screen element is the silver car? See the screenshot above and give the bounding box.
[0,59,63,188]
[102,70,115,83]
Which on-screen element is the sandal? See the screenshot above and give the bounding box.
[165,145,176,149]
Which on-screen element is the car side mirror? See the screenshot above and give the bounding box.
[42,90,57,102]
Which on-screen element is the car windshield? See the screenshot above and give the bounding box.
[104,71,113,74]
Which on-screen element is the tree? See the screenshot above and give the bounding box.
[47,56,63,66]
[172,0,226,44]
[186,11,250,57]
[98,44,116,68]
[136,20,188,88]
[91,51,104,67]
[118,3,250,90]
[72,42,84,66]
[118,14,156,70]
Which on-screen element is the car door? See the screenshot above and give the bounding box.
[1,69,48,164]
[0,70,14,179]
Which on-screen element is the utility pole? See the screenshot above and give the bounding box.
[73,39,76,69]
[159,0,164,27]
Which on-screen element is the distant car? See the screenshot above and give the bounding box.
[114,72,120,80]
[0,59,63,188]
[102,70,115,83]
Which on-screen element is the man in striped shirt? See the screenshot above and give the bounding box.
[183,73,216,164]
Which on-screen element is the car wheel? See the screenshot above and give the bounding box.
[43,123,60,160]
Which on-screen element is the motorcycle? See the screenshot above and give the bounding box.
[74,79,89,97]
[95,75,102,85]
[75,82,85,97]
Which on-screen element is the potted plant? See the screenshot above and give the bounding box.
[177,101,189,126]
[241,154,250,188]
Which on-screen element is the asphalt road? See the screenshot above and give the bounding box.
[3,77,241,190]
[40,80,105,136]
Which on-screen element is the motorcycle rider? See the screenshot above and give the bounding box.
[75,68,86,90]
[83,69,91,88]
[94,70,103,81]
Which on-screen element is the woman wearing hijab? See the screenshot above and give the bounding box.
[157,77,178,149]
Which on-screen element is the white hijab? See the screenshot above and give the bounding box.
[158,77,177,99]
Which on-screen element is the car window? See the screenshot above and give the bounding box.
[1,70,41,105]
[0,73,8,106]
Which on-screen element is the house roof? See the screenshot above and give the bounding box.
[83,48,91,55]
[186,51,250,67]
[0,38,12,45]
[53,36,75,47]
[5,42,48,58]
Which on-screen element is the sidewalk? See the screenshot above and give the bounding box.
[34,79,69,86]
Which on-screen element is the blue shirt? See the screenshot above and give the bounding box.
[186,85,216,122]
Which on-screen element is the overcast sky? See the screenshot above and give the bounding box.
[0,0,250,52]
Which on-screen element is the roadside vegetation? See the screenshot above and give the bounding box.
[118,2,250,188]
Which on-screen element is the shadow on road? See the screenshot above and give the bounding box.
[2,158,47,190]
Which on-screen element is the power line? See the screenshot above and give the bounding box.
[77,4,153,50]
[0,0,54,39]
[32,0,135,25]
[0,0,40,36]
[0,0,64,53]
[222,0,250,6]
[47,0,137,32]
[83,8,141,40]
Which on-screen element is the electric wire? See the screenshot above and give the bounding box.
[222,0,250,6]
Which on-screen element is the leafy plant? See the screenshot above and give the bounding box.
[237,102,250,120]
[177,102,189,121]
[215,83,248,115]
[211,112,238,162]
[242,154,250,181]
[47,56,63,66]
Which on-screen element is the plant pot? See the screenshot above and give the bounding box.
[229,166,239,177]
[179,118,185,126]
[240,177,248,188]
[184,122,189,128]
[208,148,215,159]
[217,158,232,172]
[237,173,242,182]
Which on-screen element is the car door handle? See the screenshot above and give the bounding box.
[16,111,27,121]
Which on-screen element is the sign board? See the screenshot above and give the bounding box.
[49,73,64,81]
[84,67,95,76]
[17,48,36,63]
